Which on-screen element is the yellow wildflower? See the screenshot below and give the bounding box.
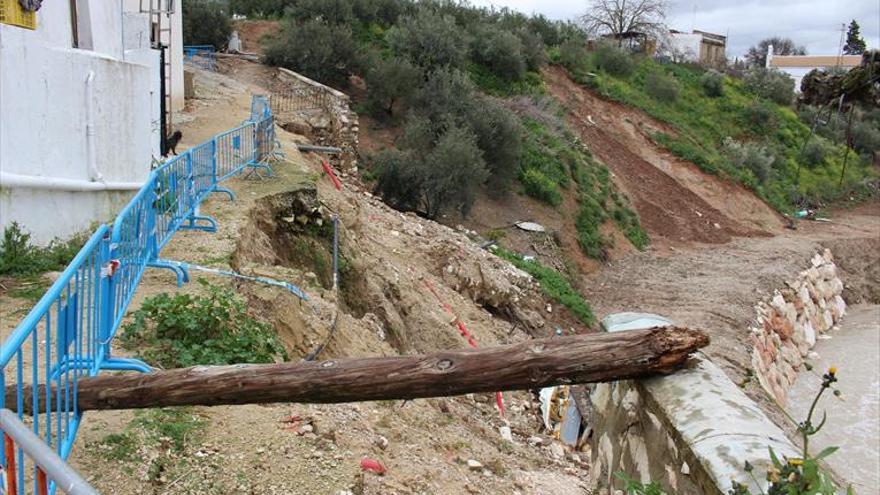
[788,458,804,466]
[828,366,837,375]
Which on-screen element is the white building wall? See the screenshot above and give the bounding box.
[0,0,159,244]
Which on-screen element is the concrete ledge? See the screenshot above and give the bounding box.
[591,336,799,494]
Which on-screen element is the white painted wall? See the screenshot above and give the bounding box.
[0,0,159,244]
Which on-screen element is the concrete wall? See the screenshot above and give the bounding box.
[0,1,158,243]
[590,353,799,494]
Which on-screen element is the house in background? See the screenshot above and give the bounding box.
[766,46,862,91]
[0,0,182,243]
[664,30,727,66]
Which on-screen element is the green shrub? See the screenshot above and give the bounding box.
[700,70,724,97]
[387,10,467,70]
[182,0,232,49]
[722,138,776,183]
[558,38,590,72]
[520,169,562,206]
[515,28,546,71]
[420,125,489,218]
[264,19,359,88]
[412,67,478,124]
[743,101,778,134]
[364,56,422,117]
[593,43,635,78]
[0,222,86,277]
[465,96,524,194]
[645,72,680,103]
[575,197,608,259]
[801,140,829,168]
[119,279,288,368]
[495,249,594,325]
[373,148,422,212]
[470,26,527,81]
[743,68,795,105]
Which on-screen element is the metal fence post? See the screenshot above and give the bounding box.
[97,233,114,370]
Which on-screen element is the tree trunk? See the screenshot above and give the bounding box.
[10,327,707,414]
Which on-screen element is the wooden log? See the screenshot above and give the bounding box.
[9,327,707,414]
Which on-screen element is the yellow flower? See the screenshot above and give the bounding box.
[828,366,837,375]
[788,458,804,466]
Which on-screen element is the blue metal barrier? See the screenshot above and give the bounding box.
[183,45,217,71]
[0,97,277,494]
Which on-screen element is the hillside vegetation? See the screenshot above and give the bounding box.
[242,0,647,262]
[554,43,878,211]
[202,0,876,243]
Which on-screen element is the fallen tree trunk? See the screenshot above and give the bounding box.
[10,327,707,414]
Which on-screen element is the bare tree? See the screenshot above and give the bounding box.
[745,37,806,68]
[581,0,668,42]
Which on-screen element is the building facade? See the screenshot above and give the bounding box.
[766,46,862,91]
[664,30,727,66]
[0,0,182,243]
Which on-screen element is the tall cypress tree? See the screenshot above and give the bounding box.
[843,20,867,55]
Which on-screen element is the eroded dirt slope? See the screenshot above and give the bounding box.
[58,64,591,495]
[543,66,784,248]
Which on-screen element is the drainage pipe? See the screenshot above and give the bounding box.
[296,144,342,154]
[0,172,143,192]
[85,70,104,183]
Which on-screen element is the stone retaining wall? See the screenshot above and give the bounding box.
[750,249,846,405]
[589,250,846,493]
[276,68,360,172]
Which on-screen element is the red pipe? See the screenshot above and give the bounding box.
[4,433,16,495]
[321,159,342,190]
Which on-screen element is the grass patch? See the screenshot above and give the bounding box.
[93,407,205,464]
[468,64,545,97]
[518,118,648,258]
[496,248,594,325]
[7,276,51,302]
[119,279,288,368]
[0,222,87,277]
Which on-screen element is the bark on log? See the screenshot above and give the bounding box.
[9,327,707,414]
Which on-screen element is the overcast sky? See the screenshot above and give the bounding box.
[470,0,880,59]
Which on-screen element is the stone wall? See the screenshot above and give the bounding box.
[588,249,848,493]
[749,249,846,405]
[275,68,360,172]
[590,353,799,494]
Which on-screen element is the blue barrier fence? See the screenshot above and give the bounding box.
[0,96,276,494]
[183,45,217,71]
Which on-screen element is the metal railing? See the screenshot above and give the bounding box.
[0,96,276,494]
[269,87,330,114]
[182,45,217,71]
[0,410,97,495]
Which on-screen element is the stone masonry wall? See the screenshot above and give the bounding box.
[750,249,846,405]
[275,68,360,172]
[589,249,847,494]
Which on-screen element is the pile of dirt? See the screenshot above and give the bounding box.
[542,66,783,248]
[233,20,280,55]
[821,236,880,304]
